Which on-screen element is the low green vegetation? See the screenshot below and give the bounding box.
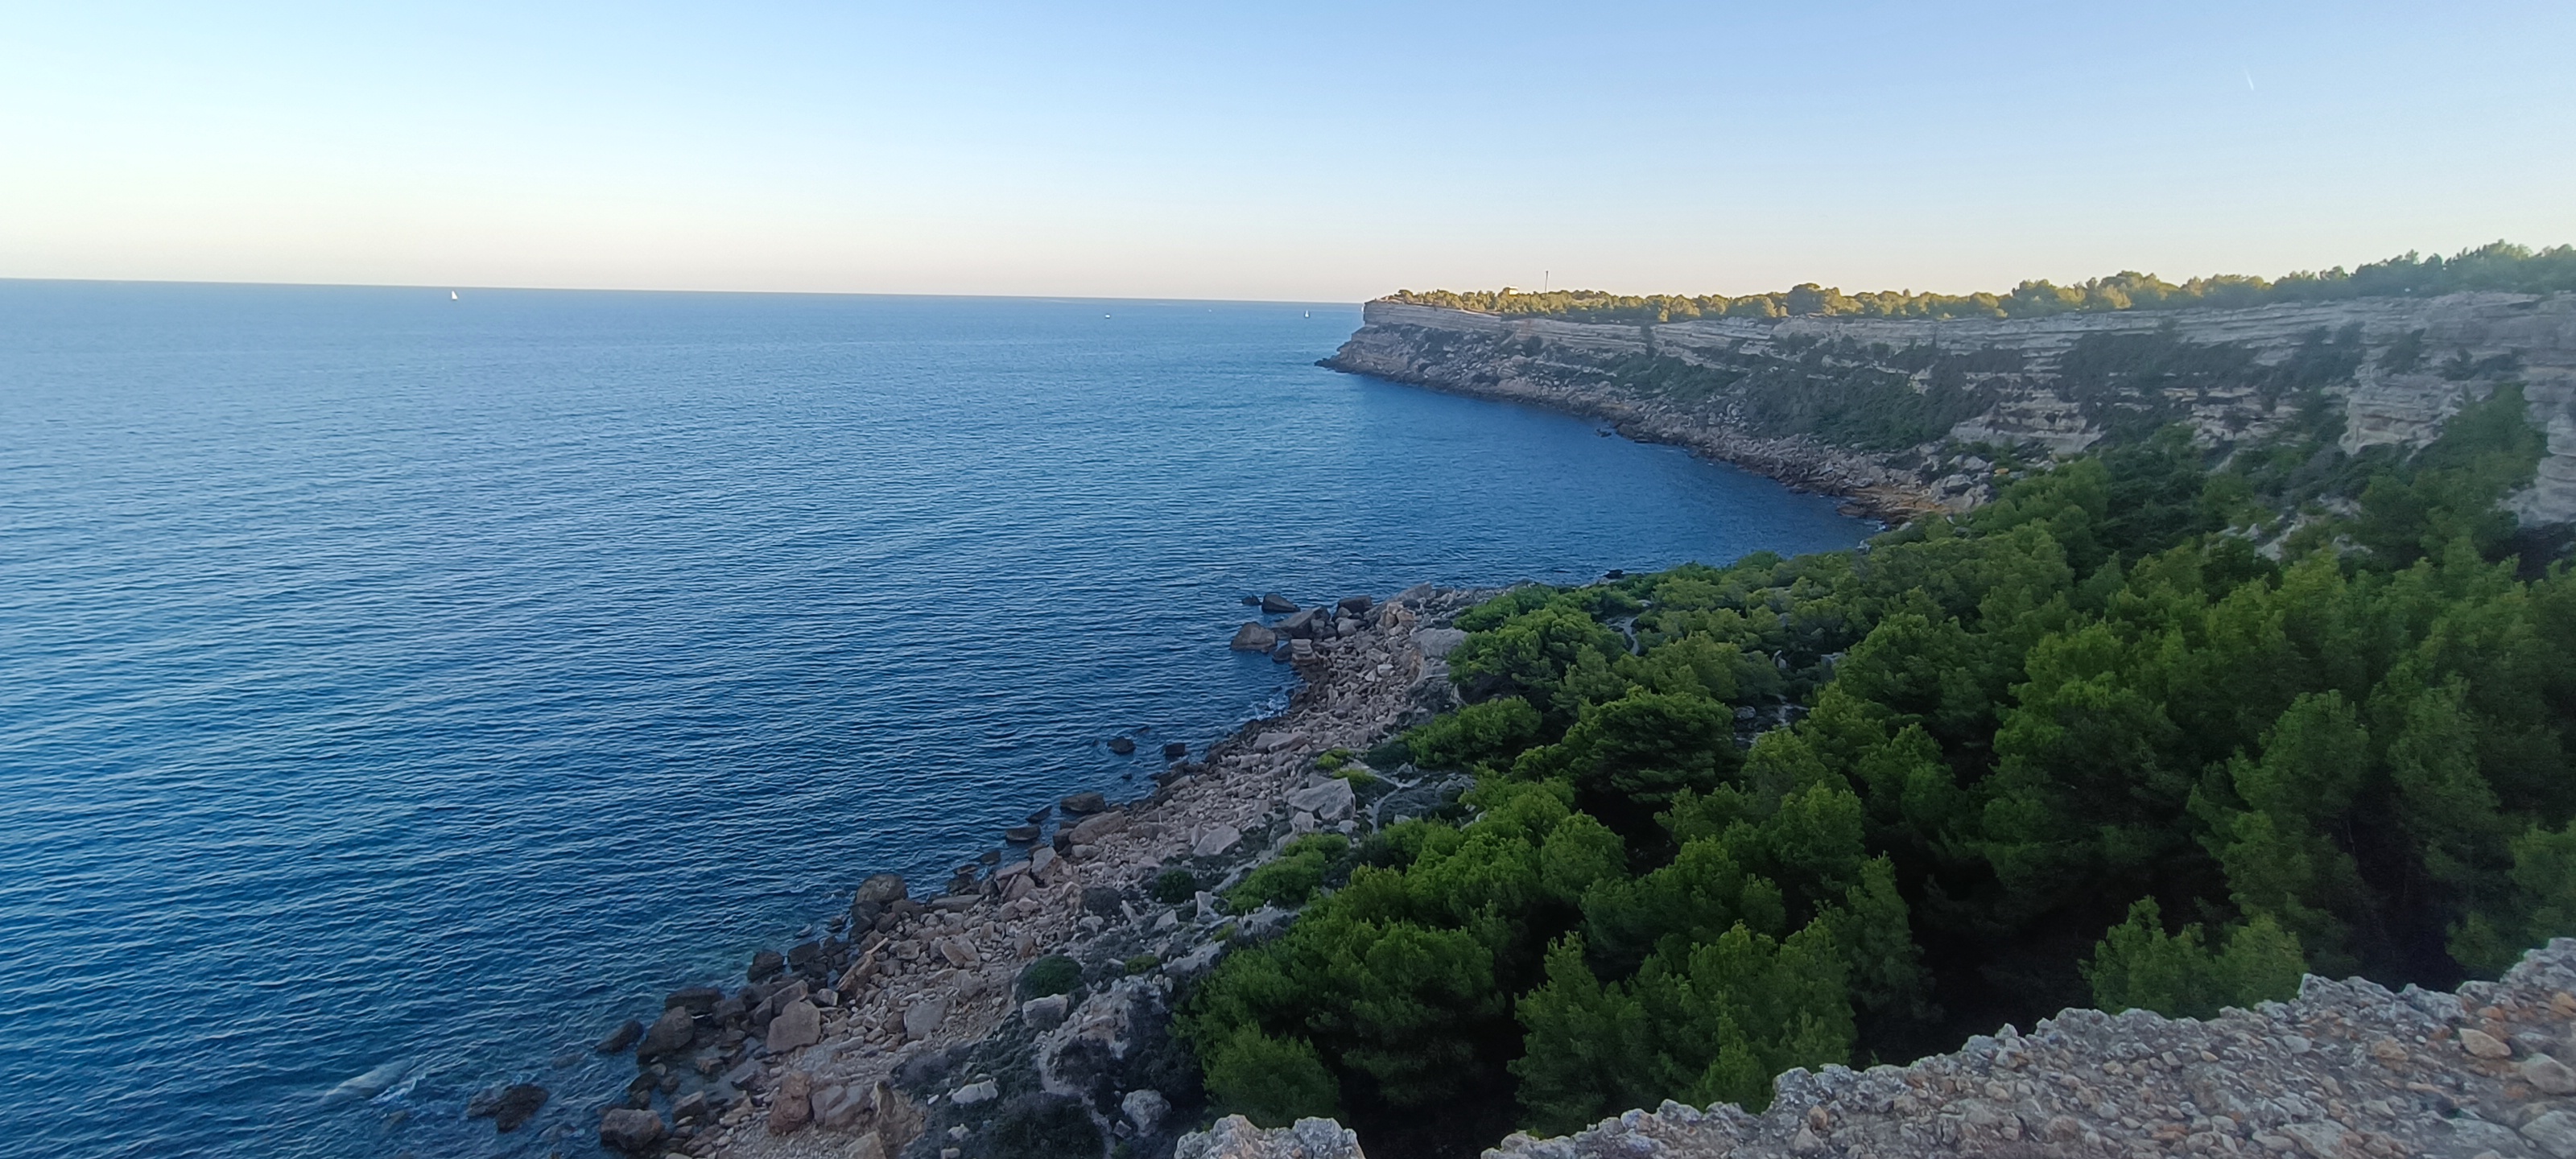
[1017,955,1083,1001]
[1387,241,2574,323]
[1223,834,1352,912]
[1179,386,2575,1145]
[1150,867,1200,905]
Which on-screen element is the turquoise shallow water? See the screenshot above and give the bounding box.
[0,282,1868,1157]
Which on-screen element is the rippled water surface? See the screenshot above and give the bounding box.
[0,282,1866,1157]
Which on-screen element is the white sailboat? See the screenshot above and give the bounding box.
[450,291,458,300]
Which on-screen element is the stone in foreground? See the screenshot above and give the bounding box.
[1177,1115,1364,1159]
[597,1107,663,1153]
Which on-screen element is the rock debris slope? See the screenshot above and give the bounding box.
[1182,939,2576,1159]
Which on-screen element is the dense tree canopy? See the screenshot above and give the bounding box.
[1386,241,2576,324]
[1179,384,2574,1153]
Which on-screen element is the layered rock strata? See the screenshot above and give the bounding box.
[1177,939,2576,1159]
[1324,295,2576,526]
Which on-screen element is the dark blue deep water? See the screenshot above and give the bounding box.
[0,282,1867,1157]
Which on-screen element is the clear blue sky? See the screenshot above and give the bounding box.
[3,2,2570,301]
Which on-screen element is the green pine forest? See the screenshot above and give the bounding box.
[1387,241,2576,324]
[1175,378,2576,1153]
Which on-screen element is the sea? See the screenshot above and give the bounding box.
[0,281,1869,1157]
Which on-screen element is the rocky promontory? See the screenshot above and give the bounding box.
[1183,938,2576,1159]
[1323,295,2576,526]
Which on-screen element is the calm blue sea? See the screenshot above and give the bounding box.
[0,282,1867,1157]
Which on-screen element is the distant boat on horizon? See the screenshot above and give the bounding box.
[450,291,458,300]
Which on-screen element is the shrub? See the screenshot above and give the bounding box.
[1224,835,1349,911]
[1016,955,1084,1001]
[1149,867,1199,904]
[1124,953,1161,975]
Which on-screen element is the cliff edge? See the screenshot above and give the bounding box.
[1184,938,2576,1159]
[1323,295,2576,526]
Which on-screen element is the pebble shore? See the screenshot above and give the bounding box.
[568,584,1484,1159]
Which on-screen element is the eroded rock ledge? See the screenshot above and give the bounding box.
[1182,939,2576,1159]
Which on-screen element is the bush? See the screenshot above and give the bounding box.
[1150,867,1199,904]
[1124,953,1161,975]
[1203,1025,1342,1128]
[2082,899,2306,1020]
[1017,955,1084,1001]
[1224,835,1349,911]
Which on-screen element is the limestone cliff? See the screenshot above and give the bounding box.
[1324,295,2576,526]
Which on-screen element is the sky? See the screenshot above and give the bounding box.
[2,1,2571,302]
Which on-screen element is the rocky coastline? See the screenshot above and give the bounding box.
[1320,295,2576,528]
[540,584,1489,1159]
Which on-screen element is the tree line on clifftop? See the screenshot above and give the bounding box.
[1388,241,2576,324]
[1174,385,2576,1153]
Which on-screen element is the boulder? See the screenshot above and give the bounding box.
[637,1006,695,1059]
[1241,595,1261,605]
[1003,823,1041,843]
[952,1079,999,1106]
[1414,628,1468,659]
[1069,811,1129,843]
[597,1107,665,1153]
[766,999,822,1052]
[938,938,979,968]
[746,949,786,983]
[671,1090,712,1124]
[1334,617,1361,637]
[1022,993,1070,1030]
[853,872,909,905]
[1107,736,1137,755]
[1288,638,1317,663]
[1228,622,1278,651]
[1277,608,1323,637]
[1193,824,1243,858]
[1162,741,1189,760]
[1260,593,1299,613]
[1253,731,1307,753]
[767,1070,813,1135]
[594,1018,644,1054]
[814,1083,869,1130]
[931,893,980,911]
[1288,778,1356,822]
[491,1083,547,1132]
[904,996,949,1040]
[1337,595,1375,615]
[1123,1088,1170,1132]
[1060,791,1108,815]
[663,986,723,1014]
[786,941,824,972]
[1175,1116,1363,1159]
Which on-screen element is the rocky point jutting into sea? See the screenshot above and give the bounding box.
[1323,293,2576,527]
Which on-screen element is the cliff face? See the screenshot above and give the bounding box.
[1324,295,2576,525]
[1180,939,2576,1159]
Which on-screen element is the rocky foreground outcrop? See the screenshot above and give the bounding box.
[1325,295,2576,526]
[1181,940,2576,1159]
